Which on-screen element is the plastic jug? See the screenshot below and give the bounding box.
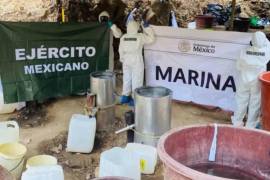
[99,147,141,180]
[66,114,96,153]
[0,143,27,179]
[125,143,157,174]
[0,121,19,145]
[0,79,25,114]
[26,155,57,168]
[21,165,64,180]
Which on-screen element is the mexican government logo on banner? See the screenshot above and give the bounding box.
[0,22,110,103]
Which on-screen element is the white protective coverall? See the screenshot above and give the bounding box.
[232,31,270,128]
[99,11,122,70]
[119,21,155,96]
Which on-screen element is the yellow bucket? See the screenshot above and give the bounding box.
[0,143,27,179]
[26,155,57,168]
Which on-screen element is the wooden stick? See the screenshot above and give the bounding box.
[228,0,236,31]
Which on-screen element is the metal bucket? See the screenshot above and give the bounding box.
[134,86,172,146]
[90,71,115,131]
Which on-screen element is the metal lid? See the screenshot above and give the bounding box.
[90,71,115,79]
[135,86,172,98]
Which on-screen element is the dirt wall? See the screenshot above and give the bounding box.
[0,0,58,22]
[0,0,269,26]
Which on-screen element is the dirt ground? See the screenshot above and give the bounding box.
[1,0,269,27]
[0,94,231,180]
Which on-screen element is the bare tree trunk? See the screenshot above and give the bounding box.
[228,0,236,30]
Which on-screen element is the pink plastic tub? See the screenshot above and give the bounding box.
[158,124,270,180]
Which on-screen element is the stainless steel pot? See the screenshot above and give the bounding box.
[90,71,115,131]
[134,86,172,146]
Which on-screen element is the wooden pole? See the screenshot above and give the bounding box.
[228,0,236,31]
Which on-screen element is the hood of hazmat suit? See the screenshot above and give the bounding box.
[251,31,269,48]
[127,21,140,35]
[99,11,110,23]
[99,11,122,38]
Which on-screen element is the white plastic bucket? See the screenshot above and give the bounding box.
[26,155,57,169]
[67,114,96,153]
[0,121,19,145]
[99,147,141,180]
[21,165,64,180]
[125,143,157,174]
[0,143,27,179]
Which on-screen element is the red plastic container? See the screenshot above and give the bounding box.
[260,72,270,131]
[196,15,215,29]
[158,124,270,180]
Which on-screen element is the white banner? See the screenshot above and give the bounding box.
[145,26,252,111]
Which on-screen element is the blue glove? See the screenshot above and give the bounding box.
[143,20,149,28]
[107,21,113,28]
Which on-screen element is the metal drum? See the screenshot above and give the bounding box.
[134,86,172,146]
[90,71,115,131]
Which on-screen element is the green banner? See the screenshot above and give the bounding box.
[0,22,110,103]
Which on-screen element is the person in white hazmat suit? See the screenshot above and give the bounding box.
[99,11,122,70]
[119,21,155,106]
[232,31,270,128]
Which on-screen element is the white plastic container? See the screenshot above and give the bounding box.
[99,147,141,180]
[0,79,25,114]
[66,114,96,153]
[21,165,64,180]
[26,155,57,169]
[125,143,158,174]
[0,143,27,179]
[187,22,196,29]
[0,121,19,145]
